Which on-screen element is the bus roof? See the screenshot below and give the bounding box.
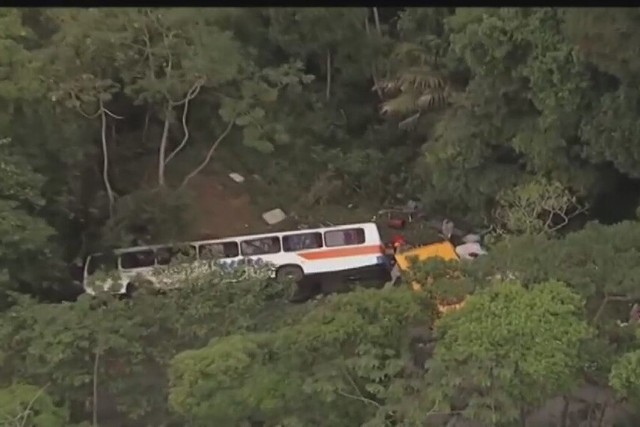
[89,222,379,257]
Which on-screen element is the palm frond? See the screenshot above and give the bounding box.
[380,92,418,115]
[372,79,402,95]
[417,90,447,109]
[376,43,452,125]
[397,67,445,91]
[398,112,421,130]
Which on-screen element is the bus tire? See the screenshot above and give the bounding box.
[124,282,137,298]
[276,265,304,282]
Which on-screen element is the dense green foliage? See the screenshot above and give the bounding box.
[4,6,640,427]
[428,281,592,426]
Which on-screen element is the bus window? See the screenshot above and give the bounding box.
[241,236,281,256]
[324,228,365,247]
[199,241,239,260]
[120,250,155,270]
[156,245,197,266]
[86,253,117,275]
[282,232,323,252]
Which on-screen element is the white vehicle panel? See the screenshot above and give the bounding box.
[84,222,386,294]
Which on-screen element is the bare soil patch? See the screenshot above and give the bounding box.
[184,173,268,239]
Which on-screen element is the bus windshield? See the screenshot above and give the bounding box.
[86,253,118,275]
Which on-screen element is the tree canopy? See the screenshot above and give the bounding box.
[3,6,640,427]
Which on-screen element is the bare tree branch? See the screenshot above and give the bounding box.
[70,91,101,119]
[70,96,122,216]
[97,100,121,216]
[169,77,206,107]
[13,384,49,427]
[180,117,236,188]
[372,7,382,36]
[336,390,381,408]
[592,293,634,324]
[160,26,174,85]
[102,108,123,120]
[142,109,150,144]
[157,107,172,187]
[141,17,156,81]
[339,366,381,408]
[165,79,206,166]
[92,349,100,427]
[364,14,384,100]
[548,205,587,232]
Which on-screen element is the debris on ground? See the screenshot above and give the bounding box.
[455,242,487,260]
[228,172,245,183]
[262,208,287,225]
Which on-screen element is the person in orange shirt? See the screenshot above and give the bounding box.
[391,234,407,253]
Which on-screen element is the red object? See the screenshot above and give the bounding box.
[388,218,406,229]
[391,234,406,248]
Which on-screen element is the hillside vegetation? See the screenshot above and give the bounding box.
[3,7,640,427]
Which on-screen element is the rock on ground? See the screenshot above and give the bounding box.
[262,208,286,225]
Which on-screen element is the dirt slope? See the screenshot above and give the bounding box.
[185,173,269,239]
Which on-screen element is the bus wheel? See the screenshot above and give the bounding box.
[276,265,304,282]
[124,282,137,298]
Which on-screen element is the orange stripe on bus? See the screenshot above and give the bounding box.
[298,244,384,260]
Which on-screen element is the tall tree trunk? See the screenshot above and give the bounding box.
[326,50,332,101]
[92,348,101,427]
[365,11,384,100]
[596,401,609,427]
[157,108,171,187]
[99,102,116,216]
[165,79,204,166]
[372,7,382,35]
[519,407,527,427]
[142,109,150,144]
[560,395,570,427]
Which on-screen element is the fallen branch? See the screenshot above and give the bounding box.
[180,116,236,188]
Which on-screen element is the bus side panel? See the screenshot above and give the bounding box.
[294,223,385,275]
[296,248,386,275]
[241,252,301,273]
[365,223,383,244]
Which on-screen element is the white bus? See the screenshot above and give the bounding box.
[83,222,389,296]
